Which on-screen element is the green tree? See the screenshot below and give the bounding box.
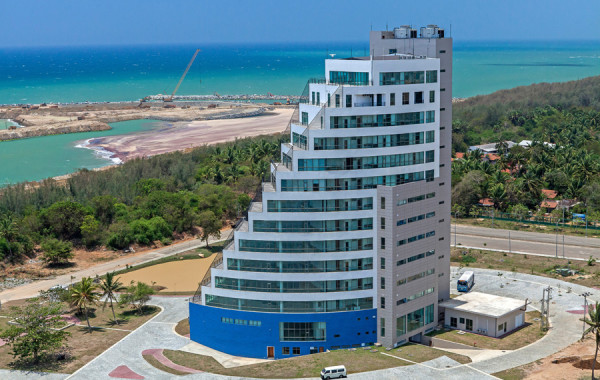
[451,171,484,213]
[100,272,125,325]
[106,221,133,250]
[0,298,70,363]
[509,204,530,220]
[40,238,74,265]
[91,195,117,225]
[197,210,222,247]
[40,201,89,240]
[119,281,155,315]
[70,277,100,332]
[80,215,103,248]
[582,302,600,380]
[0,213,18,258]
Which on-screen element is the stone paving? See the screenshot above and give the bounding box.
[1,266,589,379]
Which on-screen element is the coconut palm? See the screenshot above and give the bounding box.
[100,272,125,325]
[70,277,100,332]
[582,302,600,380]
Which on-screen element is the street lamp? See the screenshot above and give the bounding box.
[581,292,592,339]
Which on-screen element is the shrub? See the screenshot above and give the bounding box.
[40,238,74,265]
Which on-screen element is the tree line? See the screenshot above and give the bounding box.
[0,134,283,264]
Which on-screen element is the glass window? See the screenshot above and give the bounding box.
[280,322,326,341]
[380,317,386,337]
[388,49,397,54]
[239,238,373,253]
[407,308,425,332]
[425,304,435,325]
[335,94,340,107]
[426,150,434,163]
[346,94,352,108]
[450,317,457,328]
[402,92,409,105]
[426,131,435,143]
[301,112,308,126]
[459,317,465,324]
[380,71,425,85]
[426,70,438,83]
[330,71,369,85]
[381,217,386,229]
[206,295,373,313]
[380,297,385,309]
[381,277,385,289]
[281,171,427,192]
[380,237,386,250]
[390,93,395,106]
[429,90,435,103]
[414,92,424,104]
[426,111,435,123]
[293,347,300,355]
[466,319,473,331]
[380,257,385,269]
[396,316,406,337]
[282,347,290,355]
[381,197,385,209]
[311,92,315,105]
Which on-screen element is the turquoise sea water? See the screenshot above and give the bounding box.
[0,41,599,185]
[0,120,162,186]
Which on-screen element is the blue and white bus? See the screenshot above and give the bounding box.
[457,271,475,292]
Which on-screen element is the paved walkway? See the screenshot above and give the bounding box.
[1,267,592,379]
[452,223,600,260]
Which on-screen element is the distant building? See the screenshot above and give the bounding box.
[518,140,556,149]
[541,189,558,199]
[468,141,516,154]
[439,292,527,337]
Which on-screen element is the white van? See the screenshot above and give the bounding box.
[320,365,347,379]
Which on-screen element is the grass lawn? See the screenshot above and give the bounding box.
[377,343,471,364]
[175,318,189,336]
[451,247,600,288]
[0,298,159,373]
[144,344,470,378]
[427,311,545,350]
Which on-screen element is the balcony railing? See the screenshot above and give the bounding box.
[354,102,386,107]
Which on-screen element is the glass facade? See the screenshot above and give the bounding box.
[397,192,435,206]
[329,71,370,85]
[379,71,424,85]
[227,257,373,273]
[280,322,326,341]
[253,218,373,233]
[281,170,434,192]
[205,295,373,313]
[267,197,373,213]
[397,231,435,246]
[314,131,433,150]
[215,276,373,293]
[283,153,292,170]
[298,151,430,171]
[396,304,435,336]
[396,287,435,305]
[397,211,435,226]
[330,112,426,129]
[426,110,435,123]
[239,238,373,253]
[293,132,307,149]
[396,316,406,337]
[396,269,435,287]
[426,70,438,83]
[396,250,436,266]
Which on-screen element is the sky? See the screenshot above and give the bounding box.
[1,0,599,47]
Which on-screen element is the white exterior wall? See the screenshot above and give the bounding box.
[201,45,447,349]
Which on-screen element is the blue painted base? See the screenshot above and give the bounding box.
[189,303,377,359]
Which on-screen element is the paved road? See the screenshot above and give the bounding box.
[452,224,600,260]
[0,231,231,303]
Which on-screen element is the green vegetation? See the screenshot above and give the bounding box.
[428,311,544,350]
[69,277,101,332]
[582,302,600,380]
[0,298,70,364]
[143,345,470,378]
[100,272,126,325]
[119,281,155,315]
[453,75,600,152]
[0,134,281,265]
[453,76,600,217]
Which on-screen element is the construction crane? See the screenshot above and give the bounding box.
[163,49,200,102]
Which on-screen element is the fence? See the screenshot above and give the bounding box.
[467,210,600,232]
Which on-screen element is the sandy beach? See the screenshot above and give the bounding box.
[84,109,294,161]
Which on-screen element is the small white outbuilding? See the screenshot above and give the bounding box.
[439,292,527,337]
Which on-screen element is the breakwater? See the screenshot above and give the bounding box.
[0,121,111,141]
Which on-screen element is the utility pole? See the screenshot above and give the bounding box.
[581,292,592,339]
[555,216,559,258]
[454,212,457,246]
[541,286,552,330]
[508,230,511,253]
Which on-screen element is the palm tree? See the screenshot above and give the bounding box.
[582,302,600,380]
[70,277,100,332]
[100,272,125,325]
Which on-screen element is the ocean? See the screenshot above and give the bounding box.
[0,40,599,185]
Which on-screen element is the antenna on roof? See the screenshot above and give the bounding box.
[386,22,388,31]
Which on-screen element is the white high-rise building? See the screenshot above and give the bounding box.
[190,25,451,358]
